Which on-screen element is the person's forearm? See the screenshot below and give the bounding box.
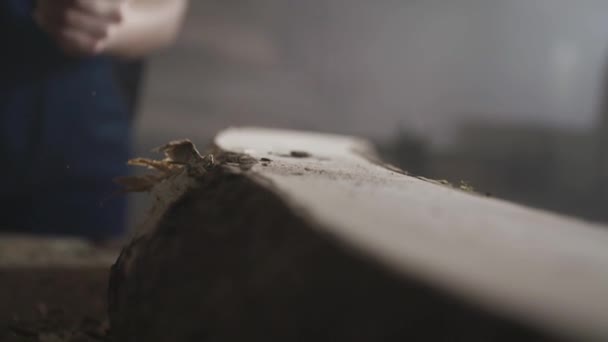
[105,0,188,59]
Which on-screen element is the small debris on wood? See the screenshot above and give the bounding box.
[290,151,311,158]
[213,152,258,171]
[260,158,272,162]
[415,177,480,194]
[459,180,475,192]
[382,163,409,175]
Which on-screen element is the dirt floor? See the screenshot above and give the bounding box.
[0,268,111,341]
[0,237,118,342]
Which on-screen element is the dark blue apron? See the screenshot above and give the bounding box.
[0,1,130,239]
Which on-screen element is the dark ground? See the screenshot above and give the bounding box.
[0,268,111,341]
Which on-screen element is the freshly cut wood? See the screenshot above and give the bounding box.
[109,127,608,341]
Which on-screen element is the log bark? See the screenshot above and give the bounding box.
[109,127,608,341]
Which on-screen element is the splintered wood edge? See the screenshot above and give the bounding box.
[213,127,608,341]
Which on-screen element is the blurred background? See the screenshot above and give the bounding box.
[130,0,608,224]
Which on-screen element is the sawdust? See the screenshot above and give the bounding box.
[289,150,311,158]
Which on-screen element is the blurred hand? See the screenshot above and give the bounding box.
[34,0,127,56]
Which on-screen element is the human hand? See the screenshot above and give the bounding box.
[34,0,128,56]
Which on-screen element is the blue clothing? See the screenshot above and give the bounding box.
[0,1,131,238]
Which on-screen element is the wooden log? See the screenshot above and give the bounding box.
[109,127,608,341]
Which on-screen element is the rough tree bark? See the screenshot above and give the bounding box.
[108,127,608,342]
